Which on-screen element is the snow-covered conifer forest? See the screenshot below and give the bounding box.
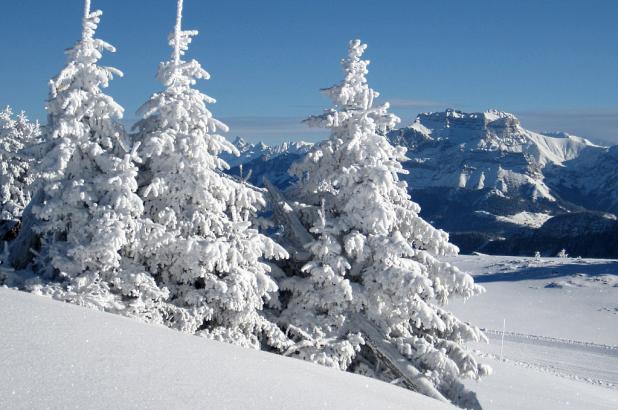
[1,1,616,409]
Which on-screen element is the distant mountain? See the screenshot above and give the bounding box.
[387,110,607,236]
[223,137,313,188]
[222,137,313,168]
[545,144,618,215]
[223,110,618,256]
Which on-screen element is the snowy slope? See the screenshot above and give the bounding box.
[448,255,618,344]
[0,288,452,410]
[448,255,618,410]
[467,356,617,410]
[2,255,617,410]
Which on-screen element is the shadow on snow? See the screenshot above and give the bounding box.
[472,260,618,283]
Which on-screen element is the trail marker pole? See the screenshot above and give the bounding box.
[500,318,506,361]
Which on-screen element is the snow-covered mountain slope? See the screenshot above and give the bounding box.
[545,145,618,215]
[386,109,601,232]
[390,110,595,177]
[448,255,618,410]
[0,287,452,410]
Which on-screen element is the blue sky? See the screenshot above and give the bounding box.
[1,0,617,144]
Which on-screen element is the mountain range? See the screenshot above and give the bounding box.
[224,109,618,258]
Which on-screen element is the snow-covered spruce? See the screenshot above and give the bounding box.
[131,0,289,349]
[278,40,490,409]
[14,0,168,321]
[0,106,41,223]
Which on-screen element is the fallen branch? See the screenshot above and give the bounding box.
[348,312,450,404]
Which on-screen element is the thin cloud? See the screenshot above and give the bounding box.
[128,108,618,147]
[515,109,618,145]
[388,98,445,109]
[221,116,328,144]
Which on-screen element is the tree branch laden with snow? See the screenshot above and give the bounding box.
[0,107,41,222]
[20,0,167,322]
[131,0,290,349]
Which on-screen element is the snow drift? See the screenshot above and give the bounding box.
[0,288,452,410]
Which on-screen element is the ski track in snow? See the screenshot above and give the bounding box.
[483,329,618,353]
[448,254,618,408]
[478,329,618,390]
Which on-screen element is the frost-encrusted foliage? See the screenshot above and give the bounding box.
[280,40,489,408]
[132,0,289,349]
[28,1,167,322]
[0,107,41,221]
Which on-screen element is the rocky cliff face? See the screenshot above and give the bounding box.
[386,109,603,234]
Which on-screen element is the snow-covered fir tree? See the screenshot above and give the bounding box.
[22,0,167,320]
[0,106,41,222]
[279,39,490,409]
[132,0,289,349]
